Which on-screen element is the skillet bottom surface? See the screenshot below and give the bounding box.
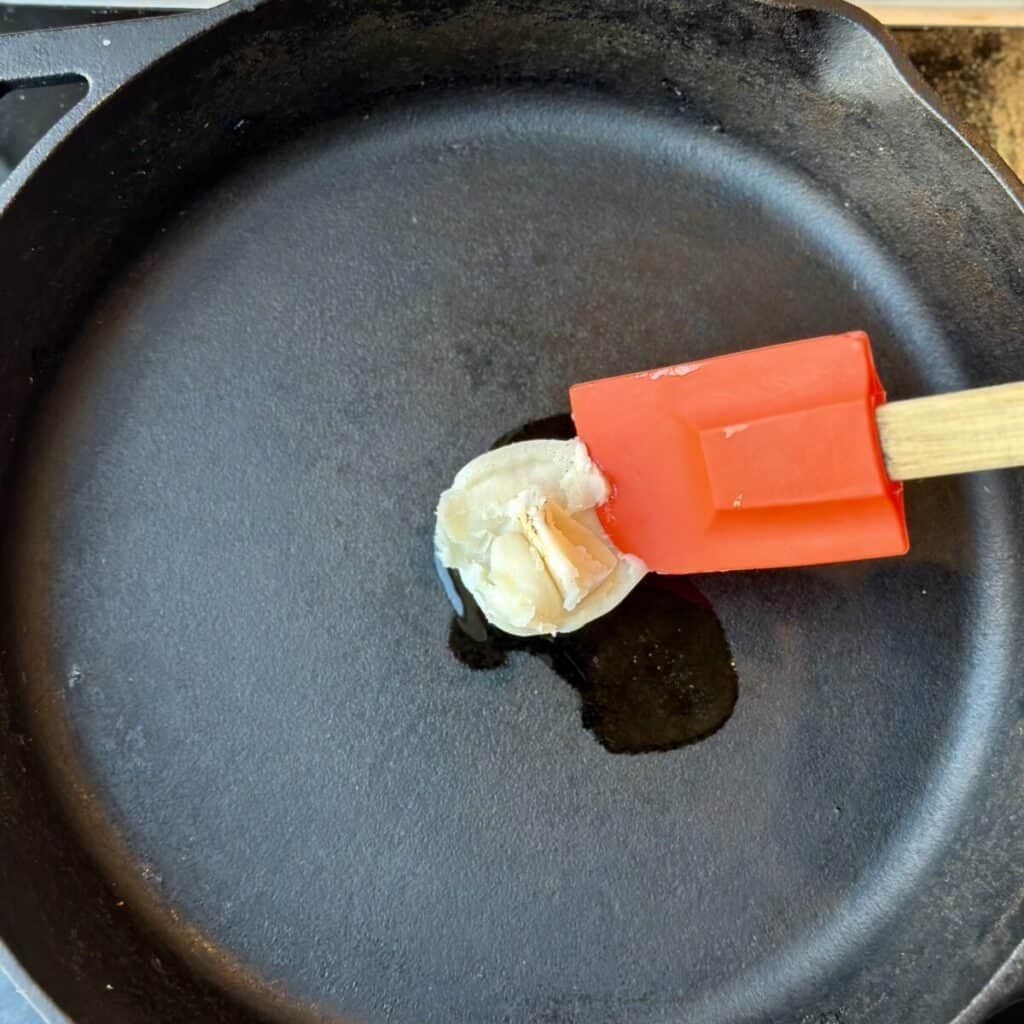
[6,92,1009,1023]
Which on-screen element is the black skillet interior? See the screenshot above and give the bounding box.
[1,2,1023,1023]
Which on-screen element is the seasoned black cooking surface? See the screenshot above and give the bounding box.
[6,93,1007,1023]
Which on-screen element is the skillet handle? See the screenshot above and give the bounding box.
[0,11,218,92]
[0,6,230,193]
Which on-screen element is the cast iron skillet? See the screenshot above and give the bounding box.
[1,1,1023,1022]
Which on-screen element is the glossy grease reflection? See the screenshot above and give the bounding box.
[441,414,738,754]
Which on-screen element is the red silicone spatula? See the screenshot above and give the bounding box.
[569,331,1024,574]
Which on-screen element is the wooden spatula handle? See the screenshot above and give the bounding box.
[875,382,1024,481]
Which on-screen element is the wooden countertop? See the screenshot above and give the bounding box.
[897,27,1024,179]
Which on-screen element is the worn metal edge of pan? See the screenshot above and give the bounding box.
[0,10,232,1024]
[0,955,68,1024]
[808,0,1024,215]
[0,0,1022,1021]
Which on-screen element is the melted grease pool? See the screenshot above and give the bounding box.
[440,414,738,754]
